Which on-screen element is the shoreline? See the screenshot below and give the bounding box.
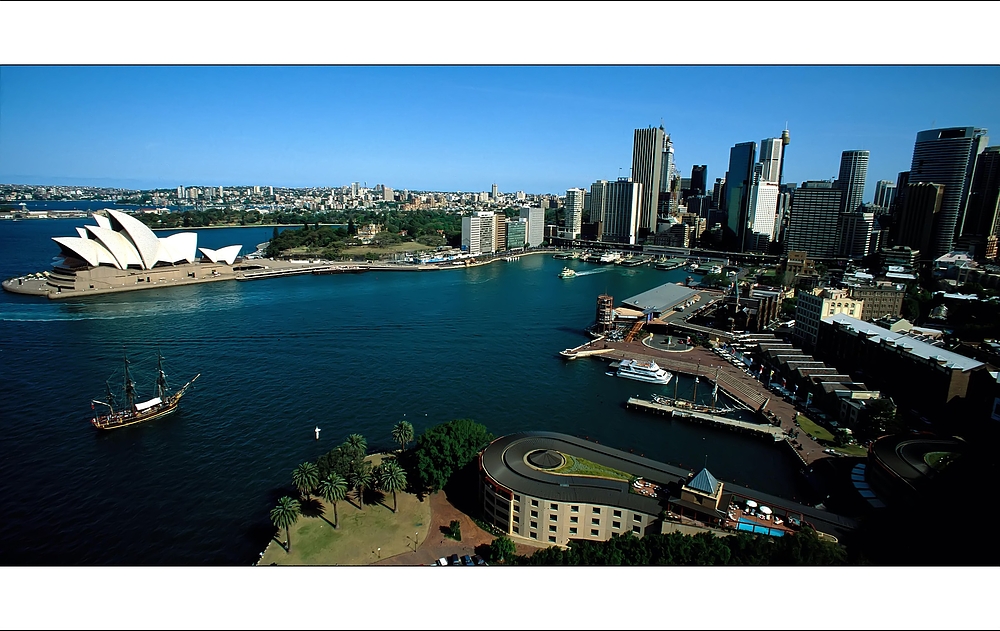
[2,248,556,299]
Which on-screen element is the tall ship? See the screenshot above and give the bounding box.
[91,349,200,430]
[609,358,673,384]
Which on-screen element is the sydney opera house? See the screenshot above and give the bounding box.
[2,209,245,298]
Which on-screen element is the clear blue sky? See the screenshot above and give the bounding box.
[2,65,998,201]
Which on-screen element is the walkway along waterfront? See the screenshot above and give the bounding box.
[625,397,786,440]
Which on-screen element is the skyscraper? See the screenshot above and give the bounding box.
[746,181,780,252]
[957,146,1000,258]
[602,178,642,245]
[492,183,499,200]
[565,188,585,239]
[724,141,757,251]
[759,138,784,184]
[690,165,708,196]
[909,127,989,258]
[873,180,897,210]
[894,183,945,259]
[589,180,609,226]
[632,126,666,235]
[783,181,842,259]
[836,150,869,214]
[519,207,545,248]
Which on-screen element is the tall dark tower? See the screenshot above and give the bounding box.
[909,126,989,258]
[724,141,757,251]
[778,127,790,186]
[690,165,708,196]
[836,150,869,213]
[632,125,666,236]
[957,146,1000,258]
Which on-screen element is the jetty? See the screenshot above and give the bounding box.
[625,397,786,441]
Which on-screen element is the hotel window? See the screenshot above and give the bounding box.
[590,529,599,537]
[530,532,537,539]
[513,515,519,523]
[633,525,641,534]
[549,514,558,522]
[548,536,557,543]
[570,516,578,524]
[634,514,642,522]
[530,510,537,518]
[613,510,622,518]
[613,521,621,529]
[550,503,558,511]
[569,527,577,535]
[593,507,601,514]
[549,525,557,533]
[514,526,519,534]
[514,494,520,502]
[513,503,519,513]
[592,518,600,526]
[571,506,579,513]
[530,521,537,529]
[531,499,538,507]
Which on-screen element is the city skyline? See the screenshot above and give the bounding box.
[2,65,999,202]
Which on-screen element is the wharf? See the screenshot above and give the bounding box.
[626,397,786,441]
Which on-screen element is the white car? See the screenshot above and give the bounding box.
[436,557,449,566]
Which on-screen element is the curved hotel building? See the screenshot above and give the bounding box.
[479,432,858,546]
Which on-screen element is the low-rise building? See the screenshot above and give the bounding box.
[794,288,864,349]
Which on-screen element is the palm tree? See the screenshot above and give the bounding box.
[391,420,414,453]
[376,459,407,513]
[292,461,320,500]
[348,464,373,510]
[346,433,367,459]
[269,496,300,553]
[316,472,347,528]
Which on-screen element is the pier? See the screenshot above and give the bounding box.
[626,397,786,441]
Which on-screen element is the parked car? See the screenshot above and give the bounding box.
[436,557,448,566]
[448,553,461,565]
[461,554,474,566]
[472,555,487,566]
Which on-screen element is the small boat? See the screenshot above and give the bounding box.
[609,358,673,384]
[558,267,577,278]
[91,349,200,430]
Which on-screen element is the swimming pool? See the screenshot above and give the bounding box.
[737,517,785,537]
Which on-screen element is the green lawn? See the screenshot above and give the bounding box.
[832,444,868,457]
[342,242,435,256]
[551,454,634,482]
[259,455,431,566]
[796,414,835,443]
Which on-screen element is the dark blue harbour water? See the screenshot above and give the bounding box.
[0,219,808,565]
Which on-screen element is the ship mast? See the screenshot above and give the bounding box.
[156,349,168,399]
[123,348,136,411]
[105,381,116,414]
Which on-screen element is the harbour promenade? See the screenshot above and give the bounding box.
[570,336,830,466]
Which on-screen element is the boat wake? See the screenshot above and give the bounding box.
[572,268,611,276]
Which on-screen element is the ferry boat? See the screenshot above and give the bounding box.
[598,252,623,264]
[91,349,199,430]
[558,267,577,278]
[709,265,723,275]
[610,358,673,384]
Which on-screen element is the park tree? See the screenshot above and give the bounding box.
[375,459,407,513]
[348,462,373,510]
[488,535,516,564]
[269,496,301,553]
[409,418,494,492]
[292,462,320,500]
[316,472,347,528]
[391,420,414,453]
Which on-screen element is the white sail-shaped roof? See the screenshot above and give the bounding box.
[53,236,120,268]
[159,232,198,264]
[93,213,112,231]
[85,225,144,269]
[75,227,89,238]
[105,209,161,270]
[199,245,242,265]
